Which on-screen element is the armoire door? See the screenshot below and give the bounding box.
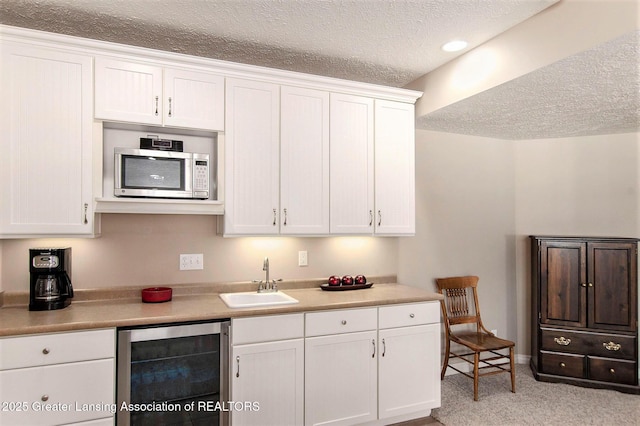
[587,241,637,332]
[540,240,587,328]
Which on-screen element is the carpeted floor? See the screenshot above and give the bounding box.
[431,364,640,425]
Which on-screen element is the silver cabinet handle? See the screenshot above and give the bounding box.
[83,203,88,225]
[377,210,382,226]
[272,209,277,226]
[41,395,49,402]
[154,96,159,116]
[235,356,240,378]
[283,208,287,226]
[369,210,373,226]
[42,348,50,355]
[341,320,347,325]
[382,338,386,357]
[168,97,172,117]
[372,339,376,358]
[409,313,415,318]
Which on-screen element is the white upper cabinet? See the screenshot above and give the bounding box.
[224,78,280,235]
[374,100,416,235]
[280,86,330,235]
[0,43,96,237]
[329,93,375,234]
[95,58,224,131]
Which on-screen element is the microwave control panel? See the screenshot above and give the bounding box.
[193,159,209,198]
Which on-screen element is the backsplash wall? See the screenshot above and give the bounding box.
[0,214,398,293]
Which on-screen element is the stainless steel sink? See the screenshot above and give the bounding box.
[219,291,299,308]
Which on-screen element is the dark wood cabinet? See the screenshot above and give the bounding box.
[530,236,639,394]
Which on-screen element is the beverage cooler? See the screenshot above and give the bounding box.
[117,321,229,425]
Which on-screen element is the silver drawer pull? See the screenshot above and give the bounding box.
[559,362,566,368]
[42,348,50,355]
[409,313,415,318]
[603,341,621,351]
[554,337,571,346]
[41,395,49,402]
[610,368,616,374]
[341,320,347,325]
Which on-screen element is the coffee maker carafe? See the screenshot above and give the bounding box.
[29,248,74,311]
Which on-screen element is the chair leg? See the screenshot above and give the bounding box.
[509,346,516,393]
[441,338,451,380]
[473,352,479,401]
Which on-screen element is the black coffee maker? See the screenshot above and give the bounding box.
[29,248,74,311]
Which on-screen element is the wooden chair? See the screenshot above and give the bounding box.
[435,275,515,401]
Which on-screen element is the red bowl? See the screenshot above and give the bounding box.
[141,287,172,303]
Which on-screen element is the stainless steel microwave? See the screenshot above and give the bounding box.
[114,148,210,199]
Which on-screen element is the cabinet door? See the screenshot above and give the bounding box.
[0,359,115,426]
[540,240,587,327]
[587,241,637,332]
[224,78,280,235]
[231,339,304,426]
[163,68,224,131]
[0,44,94,236]
[378,324,440,419]
[95,58,163,125]
[374,100,415,235]
[280,86,330,234]
[305,331,377,426]
[329,93,374,234]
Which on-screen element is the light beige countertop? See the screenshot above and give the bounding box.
[0,278,443,337]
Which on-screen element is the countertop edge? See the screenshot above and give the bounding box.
[0,283,443,337]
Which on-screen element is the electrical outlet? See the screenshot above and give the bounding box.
[180,254,203,270]
[298,251,308,267]
[491,329,498,336]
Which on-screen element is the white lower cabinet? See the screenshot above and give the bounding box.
[230,314,304,426]
[0,329,116,426]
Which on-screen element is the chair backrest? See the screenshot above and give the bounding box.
[435,275,483,333]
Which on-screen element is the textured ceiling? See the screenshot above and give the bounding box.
[0,0,556,87]
[1,0,637,140]
[420,31,640,139]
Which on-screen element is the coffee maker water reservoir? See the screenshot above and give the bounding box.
[29,248,74,311]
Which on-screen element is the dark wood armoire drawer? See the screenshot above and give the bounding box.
[540,351,585,378]
[541,328,636,360]
[588,356,637,385]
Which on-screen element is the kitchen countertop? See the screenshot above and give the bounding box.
[0,280,443,337]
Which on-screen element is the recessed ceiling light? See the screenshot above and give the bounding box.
[441,40,468,52]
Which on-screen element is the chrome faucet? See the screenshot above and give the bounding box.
[256,257,281,293]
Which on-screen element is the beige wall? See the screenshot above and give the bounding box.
[399,130,639,358]
[1,215,398,292]
[514,132,640,354]
[398,129,517,342]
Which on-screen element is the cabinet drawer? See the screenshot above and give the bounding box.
[306,308,377,337]
[232,313,304,345]
[540,351,585,378]
[588,356,638,385]
[379,302,439,329]
[0,329,115,370]
[0,358,115,425]
[541,328,636,360]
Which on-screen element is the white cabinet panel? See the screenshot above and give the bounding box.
[374,100,416,235]
[329,93,374,234]
[163,68,224,130]
[0,43,95,237]
[224,78,280,235]
[280,86,330,235]
[378,324,441,419]
[0,359,115,426]
[95,58,224,131]
[231,339,304,426]
[305,331,377,426]
[95,58,163,125]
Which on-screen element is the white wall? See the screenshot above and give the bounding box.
[398,129,517,342]
[0,215,398,292]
